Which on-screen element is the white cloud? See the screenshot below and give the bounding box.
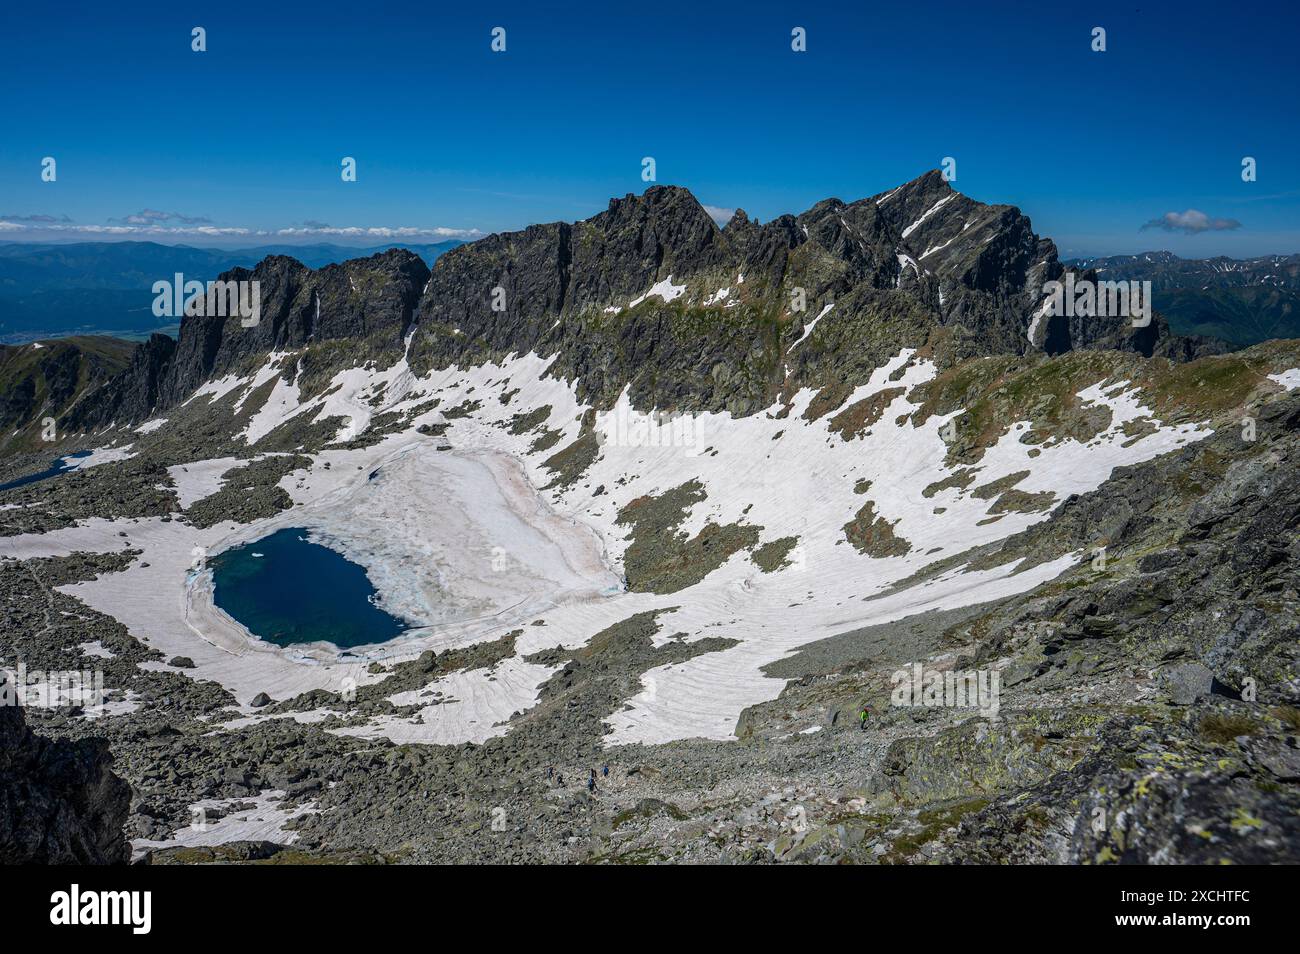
[109,209,213,226]
[0,219,483,242]
[1141,209,1242,234]
[702,204,735,227]
[275,225,483,240]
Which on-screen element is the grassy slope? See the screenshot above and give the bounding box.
[0,335,135,453]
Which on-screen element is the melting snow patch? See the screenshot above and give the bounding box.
[335,656,560,745]
[875,185,902,206]
[920,237,955,259]
[896,254,919,286]
[1027,296,1053,344]
[792,302,834,348]
[902,194,957,239]
[64,445,135,471]
[131,789,316,860]
[629,275,687,307]
[166,457,243,509]
[184,372,250,407]
[242,374,303,444]
[1268,369,1300,390]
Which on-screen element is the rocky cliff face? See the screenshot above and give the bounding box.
[0,684,131,864]
[160,249,430,406]
[42,172,1223,434]
[406,171,1217,414]
[64,249,430,432]
[62,332,176,433]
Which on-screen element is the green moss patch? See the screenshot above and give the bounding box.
[616,480,760,593]
[752,536,800,572]
[541,410,600,489]
[827,387,905,440]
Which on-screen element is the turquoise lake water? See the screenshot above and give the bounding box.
[210,527,409,649]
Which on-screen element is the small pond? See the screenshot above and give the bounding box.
[210,527,409,649]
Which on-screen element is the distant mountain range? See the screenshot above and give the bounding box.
[1066,251,1300,289]
[1064,251,1300,347]
[0,240,462,343]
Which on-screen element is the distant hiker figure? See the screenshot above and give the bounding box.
[587,776,596,793]
[602,764,609,777]
[859,704,870,730]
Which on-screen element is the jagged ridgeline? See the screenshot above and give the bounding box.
[4,170,1223,447]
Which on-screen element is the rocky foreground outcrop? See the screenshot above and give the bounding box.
[0,683,131,864]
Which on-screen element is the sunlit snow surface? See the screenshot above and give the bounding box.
[2,339,1255,747]
[130,789,317,860]
[62,444,136,471]
[1269,369,1300,390]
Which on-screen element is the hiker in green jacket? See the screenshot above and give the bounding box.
[859,704,870,730]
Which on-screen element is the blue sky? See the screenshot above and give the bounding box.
[1,0,1297,256]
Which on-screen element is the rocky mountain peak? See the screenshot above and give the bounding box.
[723,208,751,230]
[35,175,1227,434]
[601,183,716,223]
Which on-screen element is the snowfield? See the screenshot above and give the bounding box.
[0,340,1248,748]
[185,441,624,659]
[130,789,317,860]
